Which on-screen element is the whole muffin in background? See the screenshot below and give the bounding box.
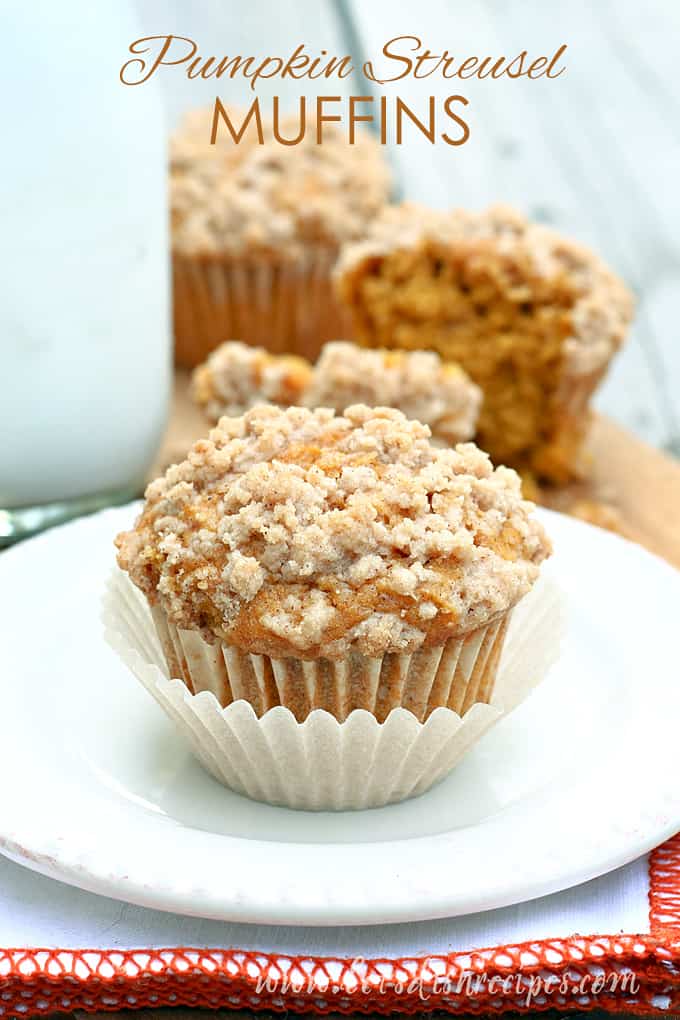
[171,108,392,367]
[336,203,634,484]
[115,404,550,723]
[191,339,482,446]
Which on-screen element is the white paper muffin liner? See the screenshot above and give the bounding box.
[103,571,562,811]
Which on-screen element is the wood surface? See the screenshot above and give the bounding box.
[157,372,680,569]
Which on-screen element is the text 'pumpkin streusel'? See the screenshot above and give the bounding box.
[117,405,550,679]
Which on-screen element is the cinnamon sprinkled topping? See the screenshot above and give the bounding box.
[116,405,550,658]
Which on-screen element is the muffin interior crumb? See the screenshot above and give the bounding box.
[337,204,633,481]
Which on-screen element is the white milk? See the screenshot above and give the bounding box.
[0,1,169,508]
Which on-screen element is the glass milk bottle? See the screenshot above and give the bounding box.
[0,0,169,544]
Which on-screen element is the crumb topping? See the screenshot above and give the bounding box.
[305,341,481,444]
[191,342,312,421]
[116,405,550,658]
[170,108,392,255]
[191,340,481,445]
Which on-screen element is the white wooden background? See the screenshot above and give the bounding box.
[137,0,680,457]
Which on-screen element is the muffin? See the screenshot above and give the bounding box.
[171,108,392,367]
[191,340,482,446]
[336,204,634,483]
[115,404,550,724]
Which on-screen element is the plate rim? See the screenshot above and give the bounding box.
[1,503,679,926]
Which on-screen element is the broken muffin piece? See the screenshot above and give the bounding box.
[336,203,634,483]
[192,339,481,446]
[191,341,313,421]
[304,341,481,445]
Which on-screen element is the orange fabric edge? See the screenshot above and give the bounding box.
[649,832,680,938]
[0,832,679,1017]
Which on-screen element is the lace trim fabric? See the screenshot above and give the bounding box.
[1,835,680,1017]
[649,831,680,937]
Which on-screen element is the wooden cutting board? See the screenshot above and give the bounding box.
[159,372,680,570]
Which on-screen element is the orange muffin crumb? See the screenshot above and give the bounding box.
[337,204,634,483]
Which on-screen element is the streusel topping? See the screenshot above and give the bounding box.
[191,340,481,445]
[170,108,391,255]
[305,342,481,444]
[116,405,550,658]
[191,342,312,421]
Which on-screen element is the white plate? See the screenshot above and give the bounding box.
[1,504,679,926]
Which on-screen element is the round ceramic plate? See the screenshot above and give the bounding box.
[1,504,679,925]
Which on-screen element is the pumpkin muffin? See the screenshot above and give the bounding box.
[191,340,482,445]
[336,204,634,483]
[171,108,391,367]
[115,404,550,723]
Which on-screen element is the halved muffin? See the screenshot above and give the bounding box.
[336,204,634,483]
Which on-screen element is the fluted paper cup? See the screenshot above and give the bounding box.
[103,571,562,810]
[148,602,510,724]
[173,249,353,367]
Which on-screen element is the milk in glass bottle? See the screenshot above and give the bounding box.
[0,0,169,544]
